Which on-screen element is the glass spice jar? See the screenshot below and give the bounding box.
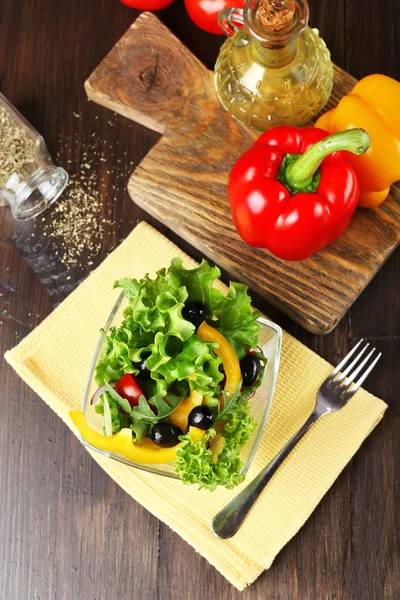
[214,0,333,131]
[0,93,68,220]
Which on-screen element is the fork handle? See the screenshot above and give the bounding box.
[212,411,320,539]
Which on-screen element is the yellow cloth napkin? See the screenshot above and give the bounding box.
[5,222,387,590]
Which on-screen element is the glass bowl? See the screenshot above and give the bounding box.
[81,291,282,481]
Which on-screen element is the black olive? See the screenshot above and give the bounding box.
[136,353,151,380]
[150,423,183,447]
[240,354,261,387]
[188,406,215,430]
[182,302,206,328]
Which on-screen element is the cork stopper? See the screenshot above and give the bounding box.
[258,0,296,32]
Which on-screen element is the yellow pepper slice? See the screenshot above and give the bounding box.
[197,321,241,397]
[169,388,203,431]
[69,410,205,464]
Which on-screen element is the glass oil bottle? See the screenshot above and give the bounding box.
[214,0,333,131]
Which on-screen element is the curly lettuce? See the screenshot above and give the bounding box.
[169,258,259,358]
[175,402,256,491]
[93,258,263,487]
[95,259,242,399]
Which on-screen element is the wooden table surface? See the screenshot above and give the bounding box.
[1,0,399,598]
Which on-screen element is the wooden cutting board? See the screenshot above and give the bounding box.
[85,12,400,334]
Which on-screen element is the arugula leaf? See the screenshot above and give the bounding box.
[217,384,243,422]
[103,379,188,427]
[119,413,131,429]
[130,421,149,445]
[131,395,173,423]
[104,381,132,414]
[131,381,188,424]
[131,395,158,422]
[217,348,267,421]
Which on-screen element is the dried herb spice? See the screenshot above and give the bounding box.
[43,175,108,268]
[0,105,37,190]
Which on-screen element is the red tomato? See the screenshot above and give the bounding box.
[114,374,144,407]
[120,0,175,9]
[184,0,245,35]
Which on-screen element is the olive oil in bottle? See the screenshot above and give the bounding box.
[214,0,333,131]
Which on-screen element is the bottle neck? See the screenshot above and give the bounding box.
[251,37,297,67]
[244,0,308,66]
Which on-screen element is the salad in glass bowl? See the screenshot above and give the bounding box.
[70,258,281,490]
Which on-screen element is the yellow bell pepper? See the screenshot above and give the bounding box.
[169,388,203,431]
[197,322,241,397]
[316,74,400,208]
[69,410,205,464]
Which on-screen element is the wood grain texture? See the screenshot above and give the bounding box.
[0,0,399,599]
[85,12,400,335]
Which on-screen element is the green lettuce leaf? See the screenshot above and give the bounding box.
[211,283,260,359]
[157,335,224,395]
[174,429,217,490]
[169,258,259,359]
[114,270,194,340]
[174,401,256,491]
[95,328,136,385]
[93,394,121,435]
[169,258,221,307]
[214,402,256,486]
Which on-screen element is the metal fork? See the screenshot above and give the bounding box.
[212,340,381,539]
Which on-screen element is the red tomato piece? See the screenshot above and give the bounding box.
[184,0,245,35]
[120,0,175,10]
[114,374,144,407]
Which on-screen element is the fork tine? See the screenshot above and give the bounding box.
[341,348,376,392]
[350,352,382,394]
[330,338,364,377]
[335,342,370,383]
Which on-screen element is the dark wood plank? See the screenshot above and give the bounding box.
[84,12,400,335]
[0,0,398,599]
[346,2,400,595]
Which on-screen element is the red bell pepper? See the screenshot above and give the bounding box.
[228,126,370,261]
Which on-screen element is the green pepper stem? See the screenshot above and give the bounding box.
[285,129,371,191]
